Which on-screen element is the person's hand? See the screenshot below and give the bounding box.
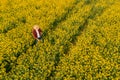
[37,39,40,41]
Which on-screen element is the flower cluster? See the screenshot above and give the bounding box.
[0,0,120,79]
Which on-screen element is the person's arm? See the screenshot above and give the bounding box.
[38,28,42,35]
[32,29,37,39]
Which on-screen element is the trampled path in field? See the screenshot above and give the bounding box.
[0,0,120,79]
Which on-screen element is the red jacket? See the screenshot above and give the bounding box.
[32,28,42,39]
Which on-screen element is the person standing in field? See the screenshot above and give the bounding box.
[32,25,42,42]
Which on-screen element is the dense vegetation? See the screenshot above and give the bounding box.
[0,0,120,79]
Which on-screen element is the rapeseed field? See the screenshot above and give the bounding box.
[0,0,120,80]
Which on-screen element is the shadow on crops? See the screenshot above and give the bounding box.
[0,17,26,34]
[1,22,17,33]
[2,60,12,73]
